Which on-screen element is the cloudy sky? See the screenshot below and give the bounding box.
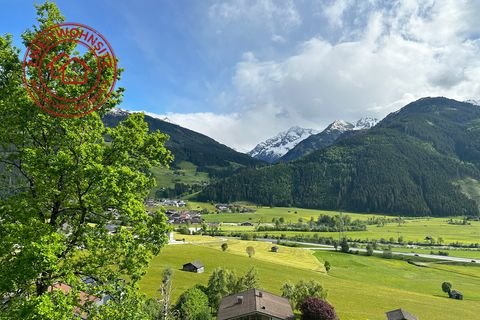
[2,1,480,151]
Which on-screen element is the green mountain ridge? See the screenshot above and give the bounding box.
[199,97,480,217]
[103,111,263,170]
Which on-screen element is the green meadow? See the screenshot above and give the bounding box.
[140,240,480,320]
[149,162,209,197]
[198,205,480,244]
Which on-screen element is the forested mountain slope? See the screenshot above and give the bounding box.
[199,97,480,217]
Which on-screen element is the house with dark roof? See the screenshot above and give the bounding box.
[449,289,463,300]
[386,308,418,320]
[182,260,204,273]
[217,288,294,320]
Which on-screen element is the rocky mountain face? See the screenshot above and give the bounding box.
[280,117,378,162]
[247,126,318,163]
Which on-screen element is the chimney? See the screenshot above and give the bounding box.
[237,296,244,304]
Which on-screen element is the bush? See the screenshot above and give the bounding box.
[366,244,374,256]
[324,261,331,272]
[300,297,338,320]
[340,238,350,253]
[382,249,393,259]
[174,287,211,320]
[441,282,452,294]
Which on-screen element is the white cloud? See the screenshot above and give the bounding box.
[209,0,301,31]
[147,0,480,152]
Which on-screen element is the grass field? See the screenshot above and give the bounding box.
[386,247,480,259]
[140,239,480,320]
[149,161,209,197]
[202,206,386,223]
[199,206,480,244]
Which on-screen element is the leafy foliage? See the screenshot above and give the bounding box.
[206,267,258,310]
[324,261,331,272]
[174,287,211,320]
[281,280,328,310]
[300,297,338,320]
[246,246,255,258]
[442,282,452,294]
[0,2,172,318]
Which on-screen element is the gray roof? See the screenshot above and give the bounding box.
[217,288,294,320]
[386,308,418,320]
[183,260,204,269]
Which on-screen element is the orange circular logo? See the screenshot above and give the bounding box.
[23,23,117,118]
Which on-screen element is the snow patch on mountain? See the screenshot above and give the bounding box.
[248,126,318,163]
[108,107,130,116]
[354,117,378,130]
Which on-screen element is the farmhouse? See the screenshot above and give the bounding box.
[182,261,204,273]
[386,308,418,320]
[217,288,294,320]
[449,290,463,300]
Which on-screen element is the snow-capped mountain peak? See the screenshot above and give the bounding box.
[465,99,480,106]
[354,117,378,130]
[108,107,130,116]
[248,126,318,163]
[326,120,354,132]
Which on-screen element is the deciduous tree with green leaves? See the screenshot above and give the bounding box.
[281,280,328,310]
[0,2,172,318]
[174,287,211,320]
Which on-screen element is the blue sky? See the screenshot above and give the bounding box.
[2,1,480,151]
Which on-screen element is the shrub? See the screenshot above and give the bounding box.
[382,249,393,259]
[246,246,255,258]
[324,261,331,272]
[442,282,452,294]
[366,244,374,256]
[300,297,338,320]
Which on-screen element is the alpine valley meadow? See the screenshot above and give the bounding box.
[2,2,480,320]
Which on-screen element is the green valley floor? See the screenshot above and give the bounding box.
[140,239,480,320]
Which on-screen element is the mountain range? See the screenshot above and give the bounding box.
[199,97,480,217]
[280,117,378,162]
[248,117,378,163]
[103,109,263,171]
[247,126,318,163]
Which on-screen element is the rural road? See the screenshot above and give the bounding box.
[253,238,478,263]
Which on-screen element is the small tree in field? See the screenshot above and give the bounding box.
[246,246,255,258]
[174,287,211,320]
[300,297,338,320]
[221,243,228,251]
[366,243,374,256]
[340,238,349,253]
[281,280,327,310]
[442,282,452,295]
[324,261,331,272]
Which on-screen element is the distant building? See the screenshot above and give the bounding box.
[217,288,294,320]
[449,290,463,300]
[386,308,418,320]
[182,261,204,273]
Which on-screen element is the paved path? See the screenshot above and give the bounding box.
[253,238,478,263]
